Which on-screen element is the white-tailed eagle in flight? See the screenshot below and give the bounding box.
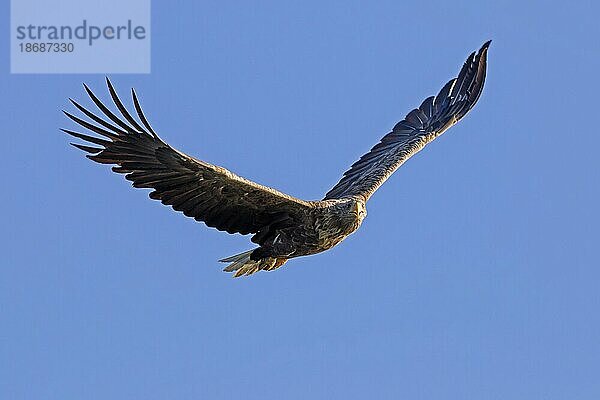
[63,41,490,277]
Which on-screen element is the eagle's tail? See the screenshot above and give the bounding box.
[219,250,287,278]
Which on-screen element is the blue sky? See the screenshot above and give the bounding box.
[1,1,599,399]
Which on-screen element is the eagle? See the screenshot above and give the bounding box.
[63,41,490,277]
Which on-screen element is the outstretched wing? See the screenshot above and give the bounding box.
[324,41,490,201]
[63,78,313,237]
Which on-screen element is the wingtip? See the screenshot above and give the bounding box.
[61,109,74,119]
[480,40,492,52]
[69,142,102,154]
[82,83,95,97]
[131,87,139,101]
[105,77,116,93]
[67,97,81,109]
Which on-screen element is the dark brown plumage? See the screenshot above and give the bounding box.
[63,41,490,277]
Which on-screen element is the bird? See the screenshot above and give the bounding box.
[63,41,490,277]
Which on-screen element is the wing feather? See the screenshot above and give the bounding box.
[325,41,490,200]
[64,78,313,238]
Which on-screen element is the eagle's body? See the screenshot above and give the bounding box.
[221,198,366,275]
[63,42,490,277]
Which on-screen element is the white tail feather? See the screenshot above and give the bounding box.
[219,249,287,277]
